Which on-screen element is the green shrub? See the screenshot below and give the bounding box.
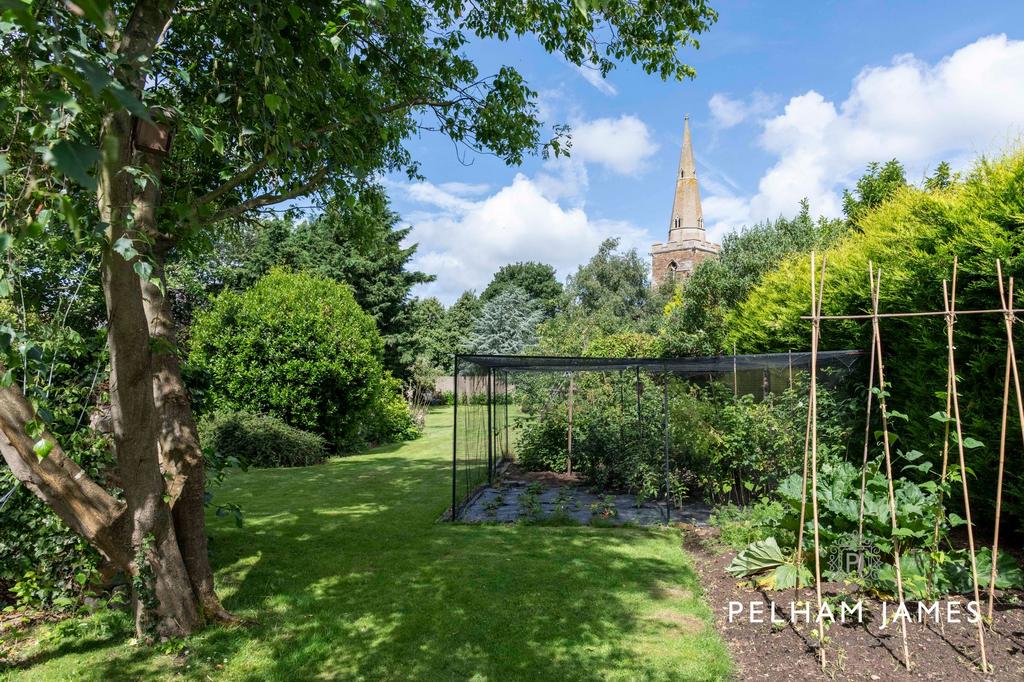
[583,332,664,358]
[199,410,328,468]
[711,500,789,550]
[189,268,416,448]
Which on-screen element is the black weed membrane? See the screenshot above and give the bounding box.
[448,351,864,521]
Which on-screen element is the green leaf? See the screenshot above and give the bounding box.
[0,153,8,176]
[929,410,952,423]
[264,93,284,113]
[0,232,11,253]
[33,438,54,460]
[961,436,984,449]
[726,537,787,578]
[112,236,139,261]
[133,260,153,282]
[887,409,909,422]
[43,140,101,190]
[902,461,933,475]
[902,449,924,461]
[948,512,967,527]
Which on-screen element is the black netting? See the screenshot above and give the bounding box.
[449,351,864,519]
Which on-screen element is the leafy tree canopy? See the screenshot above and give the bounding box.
[481,261,562,316]
[540,238,662,354]
[467,286,543,355]
[663,199,847,355]
[841,159,908,225]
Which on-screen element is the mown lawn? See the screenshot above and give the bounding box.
[3,407,731,681]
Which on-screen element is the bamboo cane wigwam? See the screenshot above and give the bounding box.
[801,254,1024,674]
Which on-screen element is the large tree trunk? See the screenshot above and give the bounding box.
[95,0,199,638]
[98,146,200,637]
[135,155,237,624]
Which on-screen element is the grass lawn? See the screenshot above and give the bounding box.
[3,407,732,681]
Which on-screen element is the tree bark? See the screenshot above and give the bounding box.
[135,154,237,624]
[0,386,132,569]
[95,0,199,639]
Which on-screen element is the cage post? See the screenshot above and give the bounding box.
[451,355,459,521]
[487,367,494,485]
[618,369,625,449]
[732,342,738,396]
[567,373,574,476]
[635,366,642,441]
[869,263,912,670]
[788,349,793,389]
[504,369,510,462]
[941,274,989,672]
[793,386,812,593]
[662,368,671,524]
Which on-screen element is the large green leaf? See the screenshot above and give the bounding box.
[974,548,1024,589]
[42,140,100,190]
[726,537,787,579]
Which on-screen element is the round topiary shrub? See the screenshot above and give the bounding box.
[198,410,327,468]
[189,268,415,448]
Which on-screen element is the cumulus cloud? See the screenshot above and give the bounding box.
[708,91,777,129]
[394,113,663,302]
[569,115,660,175]
[399,174,649,303]
[703,34,1024,240]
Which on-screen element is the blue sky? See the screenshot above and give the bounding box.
[388,1,1024,304]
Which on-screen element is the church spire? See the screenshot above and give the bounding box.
[668,114,704,242]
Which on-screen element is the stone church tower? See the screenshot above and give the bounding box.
[650,116,720,287]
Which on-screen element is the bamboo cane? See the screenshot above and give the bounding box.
[794,388,812,594]
[990,261,1024,623]
[796,256,825,595]
[809,252,827,669]
[989,338,1011,625]
[868,262,911,670]
[930,260,957,611]
[856,307,877,578]
[942,276,989,673]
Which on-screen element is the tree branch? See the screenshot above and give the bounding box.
[0,385,132,568]
[203,165,331,225]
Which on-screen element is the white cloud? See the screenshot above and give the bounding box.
[438,181,491,197]
[399,172,649,304]
[708,91,777,129]
[397,112,662,303]
[569,115,659,175]
[573,64,618,96]
[703,34,1024,240]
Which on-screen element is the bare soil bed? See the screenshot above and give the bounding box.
[683,525,1024,681]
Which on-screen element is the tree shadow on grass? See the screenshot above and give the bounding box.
[41,446,728,681]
